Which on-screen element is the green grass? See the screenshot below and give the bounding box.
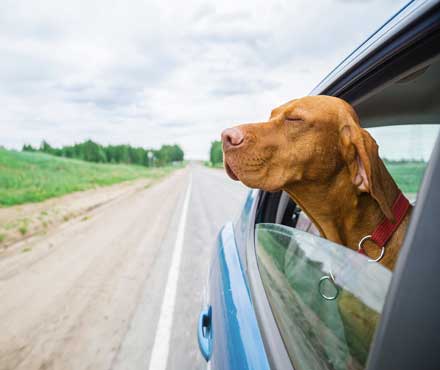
[0,148,180,207]
[384,160,427,194]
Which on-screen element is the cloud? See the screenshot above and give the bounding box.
[0,0,408,158]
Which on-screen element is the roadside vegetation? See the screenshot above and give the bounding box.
[383,159,427,195]
[206,140,223,168]
[0,148,181,207]
[23,140,184,167]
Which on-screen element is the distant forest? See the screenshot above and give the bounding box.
[22,140,184,167]
[209,141,222,165]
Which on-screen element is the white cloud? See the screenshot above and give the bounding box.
[0,0,408,158]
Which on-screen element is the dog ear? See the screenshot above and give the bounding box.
[340,124,395,221]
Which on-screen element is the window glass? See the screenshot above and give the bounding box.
[367,124,439,201]
[256,223,392,370]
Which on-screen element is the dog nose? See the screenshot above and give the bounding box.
[221,127,244,151]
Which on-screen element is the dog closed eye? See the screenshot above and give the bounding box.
[284,117,304,126]
[285,117,303,123]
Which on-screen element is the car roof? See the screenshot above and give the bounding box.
[310,0,439,96]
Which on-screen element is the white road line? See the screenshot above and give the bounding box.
[148,174,192,370]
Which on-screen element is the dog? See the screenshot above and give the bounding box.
[222,95,412,270]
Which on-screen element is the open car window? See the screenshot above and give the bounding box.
[269,123,440,232]
[367,124,439,202]
[255,223,392,370]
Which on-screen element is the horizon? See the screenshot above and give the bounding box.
[1,0,409,160]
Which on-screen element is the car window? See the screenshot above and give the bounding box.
[273,124,439,233]
[255,223,392,370]
[367,124,439,202]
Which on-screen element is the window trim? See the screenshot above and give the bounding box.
[312,0,440,104]
[246,190,295,370]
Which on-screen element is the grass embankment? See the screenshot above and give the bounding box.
[384,160,427,195]
[0,148,179,207]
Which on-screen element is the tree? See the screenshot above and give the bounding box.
[81,140,107,162]
[62,146,75,158]
[22,144,36,152]
[40,140,55,155]
[154,144,184,166]
[210,141,223,165]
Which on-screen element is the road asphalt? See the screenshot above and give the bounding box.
[0,162,248,370]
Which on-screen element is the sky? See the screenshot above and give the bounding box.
[0,0,410,159]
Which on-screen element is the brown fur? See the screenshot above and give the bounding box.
[222,96,412,270]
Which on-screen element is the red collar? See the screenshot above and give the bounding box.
[371,191,411,247]
[358,191,411,257]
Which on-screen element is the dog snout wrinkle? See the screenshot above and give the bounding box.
[221,128,244,151]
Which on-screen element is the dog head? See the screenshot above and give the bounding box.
[222,95,396,220]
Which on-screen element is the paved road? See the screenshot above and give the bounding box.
[0,163,248,370]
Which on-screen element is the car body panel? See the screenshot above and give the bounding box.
[233,189,258,272]
[207,222,270,370]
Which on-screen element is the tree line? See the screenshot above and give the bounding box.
[209,141,223,166]
[23,140,184,167]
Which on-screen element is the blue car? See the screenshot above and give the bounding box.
[198,1,440,369]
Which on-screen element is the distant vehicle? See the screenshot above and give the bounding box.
[197,1,440,369]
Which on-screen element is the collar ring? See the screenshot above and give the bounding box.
[358,235,385,263]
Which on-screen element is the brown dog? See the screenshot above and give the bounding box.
[222,95,412,270]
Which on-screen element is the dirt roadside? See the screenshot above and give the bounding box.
[0,168,188,370]
[0,176,165,254]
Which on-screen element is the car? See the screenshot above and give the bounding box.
[197,1,440,369]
